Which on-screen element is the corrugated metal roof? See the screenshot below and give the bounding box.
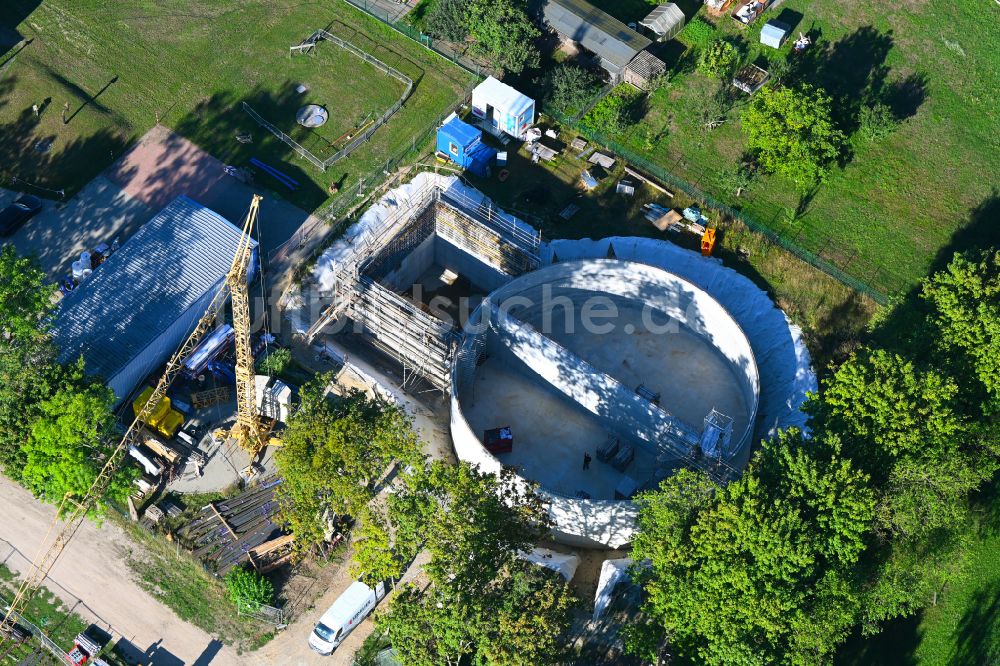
[53,195,256,384]
[543,0,651,69]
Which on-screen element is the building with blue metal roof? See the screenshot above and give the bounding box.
[53,195,258,403]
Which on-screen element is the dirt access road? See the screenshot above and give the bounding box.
[0,476,238,665]
[0,475,401,665]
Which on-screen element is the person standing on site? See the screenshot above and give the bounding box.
[583,453,592,470]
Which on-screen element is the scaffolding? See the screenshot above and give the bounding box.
[306,177,541,394]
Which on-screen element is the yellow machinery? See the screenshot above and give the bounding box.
[0,195,267,654]
[132,386,184,439]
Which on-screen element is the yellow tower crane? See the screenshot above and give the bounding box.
[0,195,267,653]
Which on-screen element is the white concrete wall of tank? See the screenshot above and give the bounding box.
[545,238,817,440]
[473,259,760,457]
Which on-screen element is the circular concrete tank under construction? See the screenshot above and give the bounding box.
[450,259,761,548]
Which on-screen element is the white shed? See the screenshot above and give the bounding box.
[470,76,536,140]
[760,20,790,49]
[640,4,686,42]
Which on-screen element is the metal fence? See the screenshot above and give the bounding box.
[304,30,415,169]
[340,0,487,78]
[246,29,415,172]
[242,103,326,170]
[558,114,891,303]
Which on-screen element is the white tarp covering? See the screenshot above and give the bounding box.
[518,548,580,582]
[593,558,632,620]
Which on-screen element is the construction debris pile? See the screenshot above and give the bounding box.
[178,479,293,575]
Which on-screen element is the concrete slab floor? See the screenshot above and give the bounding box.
[463,356,659,500]
[526,302,750,438]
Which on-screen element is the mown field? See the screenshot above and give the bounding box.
[593,0,1000,296]
[837,482,1000,666]
[0,0,475,211]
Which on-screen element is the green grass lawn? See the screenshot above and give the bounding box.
[838,503,1000,665]
[612,0,1000,296]
[0,0,475,212]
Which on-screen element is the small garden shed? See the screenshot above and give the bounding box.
[640,4,686,42]
[760,21,790,48]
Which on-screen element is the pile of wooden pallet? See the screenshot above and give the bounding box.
[178,478,294,575]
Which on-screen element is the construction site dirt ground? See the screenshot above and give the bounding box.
[0,473,427,666]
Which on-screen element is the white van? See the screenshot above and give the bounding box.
[308,580,388,655]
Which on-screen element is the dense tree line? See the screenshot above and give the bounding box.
[0,246,135,512]
[627,249,1000,664]
[353,461,574,666]
[424,0,539,75]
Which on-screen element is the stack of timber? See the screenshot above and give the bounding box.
[178,478,293,574]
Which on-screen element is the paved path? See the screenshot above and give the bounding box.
[2,124,321,281]
[0,476,240,666]
[104,125,319,264]
[0,179,155,279]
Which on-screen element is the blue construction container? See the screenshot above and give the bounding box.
[436,117,497,178]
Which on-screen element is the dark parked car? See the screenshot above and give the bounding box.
[0,614,32,644]
[0,194,42,236]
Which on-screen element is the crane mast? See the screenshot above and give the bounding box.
[0,195,266,653]
[228,194,265,455]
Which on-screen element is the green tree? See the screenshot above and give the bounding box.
[466,0,540,75]
[256,347,292,377]
[856,102,898,143]
[628,433,874,665]
[806,348,998,626]
[544,64,600,115]
[0,246,53,342]
[475,562,575,666]
[0,336,63,476]
[741,84,846,191]
[274,376,422,556]
[224,566,274,613]
[582,83,643,137]
[424,0,468,42]
[921,250,1000,413]
[363,461,569,666]
[379,584,477,666]
[21,379,137,510]
[697,39,741,79]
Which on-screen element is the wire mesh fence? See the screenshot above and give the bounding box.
[340,0,487,78]
[554,114,891,303]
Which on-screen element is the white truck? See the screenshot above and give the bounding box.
[308,580,388,655]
